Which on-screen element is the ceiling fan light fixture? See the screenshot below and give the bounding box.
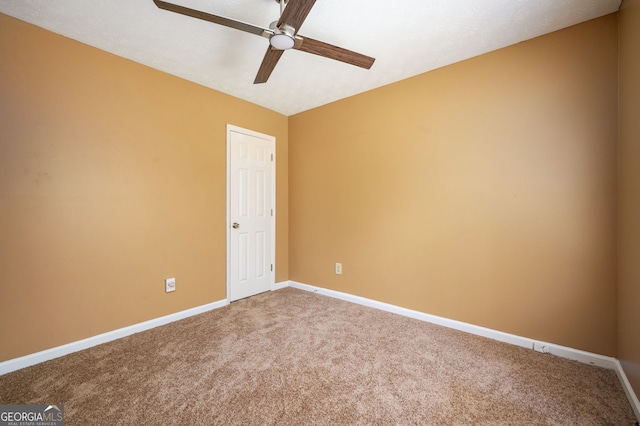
[270,33,295,50]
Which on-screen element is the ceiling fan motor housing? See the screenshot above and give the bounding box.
[269,23,295,50]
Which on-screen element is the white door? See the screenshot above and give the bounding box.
[227,125,275,302]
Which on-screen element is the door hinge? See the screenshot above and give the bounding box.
[271,209,274,216]
[271,153,274,162]
[270,264,273,272]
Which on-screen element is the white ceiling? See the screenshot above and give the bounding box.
[0,0,622,116]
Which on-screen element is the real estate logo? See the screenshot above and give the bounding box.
[0,404,64,426]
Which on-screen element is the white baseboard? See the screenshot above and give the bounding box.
[4,281,639,421]
[286,280,639,420]
[272,281,289,291]
[615,360,640,421]
[2,283,303,376]
[0,299,228,376]
[288,281,615,366]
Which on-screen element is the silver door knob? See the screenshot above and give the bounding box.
[232,222,240,229]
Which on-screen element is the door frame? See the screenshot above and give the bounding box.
[226,124,276,302]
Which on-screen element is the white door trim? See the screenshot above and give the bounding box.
[226,124,276,301]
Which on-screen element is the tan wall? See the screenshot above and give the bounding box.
[289,15,618,356]
[0,13,288,361]
[619,0,640,396]
[0,9,626,366]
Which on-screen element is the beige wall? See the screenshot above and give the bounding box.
[289,15,619,356]
[0,13,288,361]
[0,9,630,368]
[619,0,640,396]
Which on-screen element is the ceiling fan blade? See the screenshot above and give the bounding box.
[277,0,316,33]
[295,36,375,69]
[254,47,285,84]
[153,0,270,38]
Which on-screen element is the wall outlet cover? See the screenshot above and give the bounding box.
[165,278,176,293]
[533,341,550,354]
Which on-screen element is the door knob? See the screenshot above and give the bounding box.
[232,222,240,229]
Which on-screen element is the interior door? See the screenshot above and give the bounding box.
[227,125,275,302]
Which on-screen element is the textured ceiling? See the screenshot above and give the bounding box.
[0,0,622,116]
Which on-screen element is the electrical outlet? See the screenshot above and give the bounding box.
[165,277,176,293]
[335,263,342,275]
[533,341,550,354]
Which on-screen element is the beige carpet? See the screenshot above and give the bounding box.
[0,287,636,425]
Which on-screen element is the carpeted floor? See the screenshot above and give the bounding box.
[0,287,636,425]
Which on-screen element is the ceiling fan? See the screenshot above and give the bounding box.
[152,0,375,84]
